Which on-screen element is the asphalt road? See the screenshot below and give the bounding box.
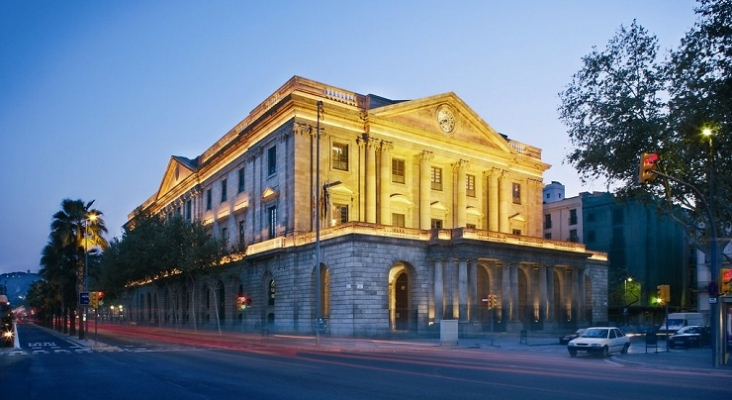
[1,323,729,400]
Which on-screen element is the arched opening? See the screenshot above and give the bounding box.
[518,267,530,329]
[389,262,415,332]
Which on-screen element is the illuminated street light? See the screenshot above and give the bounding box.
[701,127,722,368]
[83,213,97,340]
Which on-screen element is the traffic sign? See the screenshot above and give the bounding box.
[79,292,90,305]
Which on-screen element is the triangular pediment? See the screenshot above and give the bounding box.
[368,92,513,154]
[509,213,526,222]
[261,187,279,203]
[157,156,198,200]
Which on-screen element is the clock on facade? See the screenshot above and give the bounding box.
[436,106,455,133]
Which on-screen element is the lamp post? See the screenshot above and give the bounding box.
[83,213,97,340]
[624,277,632,326]
[315,101,323,344]
[701,128,722,367]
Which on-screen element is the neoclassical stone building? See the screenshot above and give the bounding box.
[126,76,607,336]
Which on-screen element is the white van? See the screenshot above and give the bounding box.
[659,312,706,335]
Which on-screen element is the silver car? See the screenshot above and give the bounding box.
[568,327,630,357]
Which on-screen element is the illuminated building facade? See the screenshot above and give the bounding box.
[127,76,607,336]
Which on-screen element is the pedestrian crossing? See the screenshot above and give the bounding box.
[1,342,203,356]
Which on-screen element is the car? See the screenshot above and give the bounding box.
[567,327,630,357]
[668,325,709,349]
[559,328,585,345]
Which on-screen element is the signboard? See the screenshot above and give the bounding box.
[709,297,718,304]
[79,292,90,305]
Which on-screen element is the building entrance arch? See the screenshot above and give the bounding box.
[389,263,414,331]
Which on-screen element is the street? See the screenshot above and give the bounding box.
[1,323,729,400]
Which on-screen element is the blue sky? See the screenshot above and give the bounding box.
[0,0,699,275]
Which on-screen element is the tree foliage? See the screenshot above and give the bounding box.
[30,198,108,331]
[559,0,731,248]
[97,211,227,300]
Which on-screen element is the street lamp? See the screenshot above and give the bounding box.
[83,213,97,340]
[701,127,721,367]
[623,277,633,326]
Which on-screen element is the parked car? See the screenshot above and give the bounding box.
[668,325,709,349]
[559,328,585,345]
[568,327,630,357]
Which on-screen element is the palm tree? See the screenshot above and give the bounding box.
[49,199,108,338]
[39,238,76,333]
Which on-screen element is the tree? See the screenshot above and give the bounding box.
[38,237,76,332]
[97,211,226,329]
[49,199,108,338]
[558,1,731,255]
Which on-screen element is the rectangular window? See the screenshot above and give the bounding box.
[221,179,227,202]
[544,214,552,229]
[392,213,405,227]
[238,220,245,247]
[466,174,475,197]
[392,158,405,183]
[221,227,229,243]
[430,167,443,191]
[569,209,578,225]
[238,168,245,193]
[587,212,596,223]
[333,204,348,225]
[268,206,277,239]
[267,146,277,175]
[512,229,522,235]
[185,200,192,221]
[512,183,521,204]
[332,142,348,171]
[206,189,212,210]
[466,223,476,229]
[431,219,443,229]
[544,233,552,239]
[569,229,579,243]
[587,230,596,243]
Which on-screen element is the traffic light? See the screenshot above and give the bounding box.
[485,294,499,310]
[90,292,99,308]
[656,284,670,304]
[237,295,251,311]
[720,268,732,294]
[638,152,658,184]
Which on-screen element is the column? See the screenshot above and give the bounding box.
[379,141,393,225]
[419,151,434,230]
[487,170,499,232]
[454,160,468,228]
[365,137,377,224]
[469,259,478,322]
[546,265,555,322]
[539,264,548,322]
[434,259,444,321]
[458,259,468,322]
[578,267,586,322]
[572,268,580,322]
[499,171,511,233]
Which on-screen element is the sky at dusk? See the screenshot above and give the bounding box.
[0,0,700,275]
